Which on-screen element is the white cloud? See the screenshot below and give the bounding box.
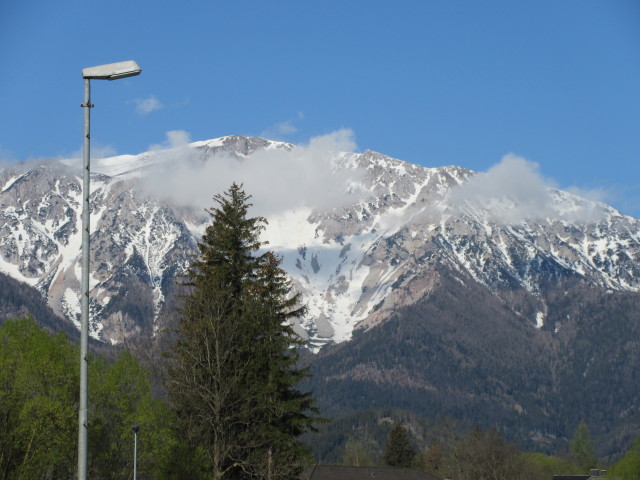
[565,185,610,203]
[60,143,118,168]
[450,154,556,224]
[276,121,297,134]
[148,130,191,151]
[566,184,640,219]
[133,95,163,115]
[140,129,365,218]
[260,114,306,140]
[449,154,615,224]
[302,128,355,153]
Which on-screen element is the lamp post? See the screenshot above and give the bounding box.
[132,425,140,480]
[78,61,141,480]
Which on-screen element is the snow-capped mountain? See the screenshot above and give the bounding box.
[1,136,639,349]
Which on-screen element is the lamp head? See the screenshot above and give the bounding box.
[132,425,140,434]
[82,61,141,80]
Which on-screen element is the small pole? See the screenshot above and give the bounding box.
[132,425,140,480]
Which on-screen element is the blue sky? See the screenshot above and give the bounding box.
[1,0,639,216]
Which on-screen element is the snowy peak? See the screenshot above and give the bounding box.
[1,136,639,349]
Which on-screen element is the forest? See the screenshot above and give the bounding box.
[2,316,640,479]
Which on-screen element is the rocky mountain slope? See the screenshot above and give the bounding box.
[2,135,640,457]
[1,136,639,350]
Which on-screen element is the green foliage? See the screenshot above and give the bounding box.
[89,350,177,479]
[307,410,593,480]
[571,420,598,470]
[519,452,583,479]
[383,424,416,468]
[0,317,176,480]
[301,408,454,465]
[166,184,320,479]
[608,438,640,480]
[0,317,77,479]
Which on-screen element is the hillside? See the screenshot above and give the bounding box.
[304,270,640,460]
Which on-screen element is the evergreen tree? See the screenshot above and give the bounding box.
[244,252,320,479]
[570,420,598,471]
[165,184,320,479]
[383,424,416,468]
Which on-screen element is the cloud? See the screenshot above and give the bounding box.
[132,95,163,115]
[148,130,191,151]
[449,154,616,224]
[566,184,640,219]
[565,185,610,203]
[140,129,365,218]
[450,154,556,224]
[260,113,305,140]
[59,143,118,168]
[276,121,297,134]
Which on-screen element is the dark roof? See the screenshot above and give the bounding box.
[305,465,440,480]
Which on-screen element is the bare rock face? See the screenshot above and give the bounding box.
[0,161,195,342]
[1,136,639,349]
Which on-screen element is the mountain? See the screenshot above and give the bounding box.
[1,135,639,457]
[303,272,640,461]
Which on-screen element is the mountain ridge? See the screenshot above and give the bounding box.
[2,135,640,457]
[1,135,639,348]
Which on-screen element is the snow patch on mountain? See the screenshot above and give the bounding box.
[1,136,640,349]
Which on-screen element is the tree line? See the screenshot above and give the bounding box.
[339,418,640,480]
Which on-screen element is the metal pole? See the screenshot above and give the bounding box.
[132,425,140,480]
[78,77,92,480]
[133,430,138,480]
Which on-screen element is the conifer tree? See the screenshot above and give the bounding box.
[165,183,319,479]
[383,424,416,468]
[571,420,598,471]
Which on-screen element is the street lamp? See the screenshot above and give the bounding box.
[78,60,141,480]
[132,425,140,480]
